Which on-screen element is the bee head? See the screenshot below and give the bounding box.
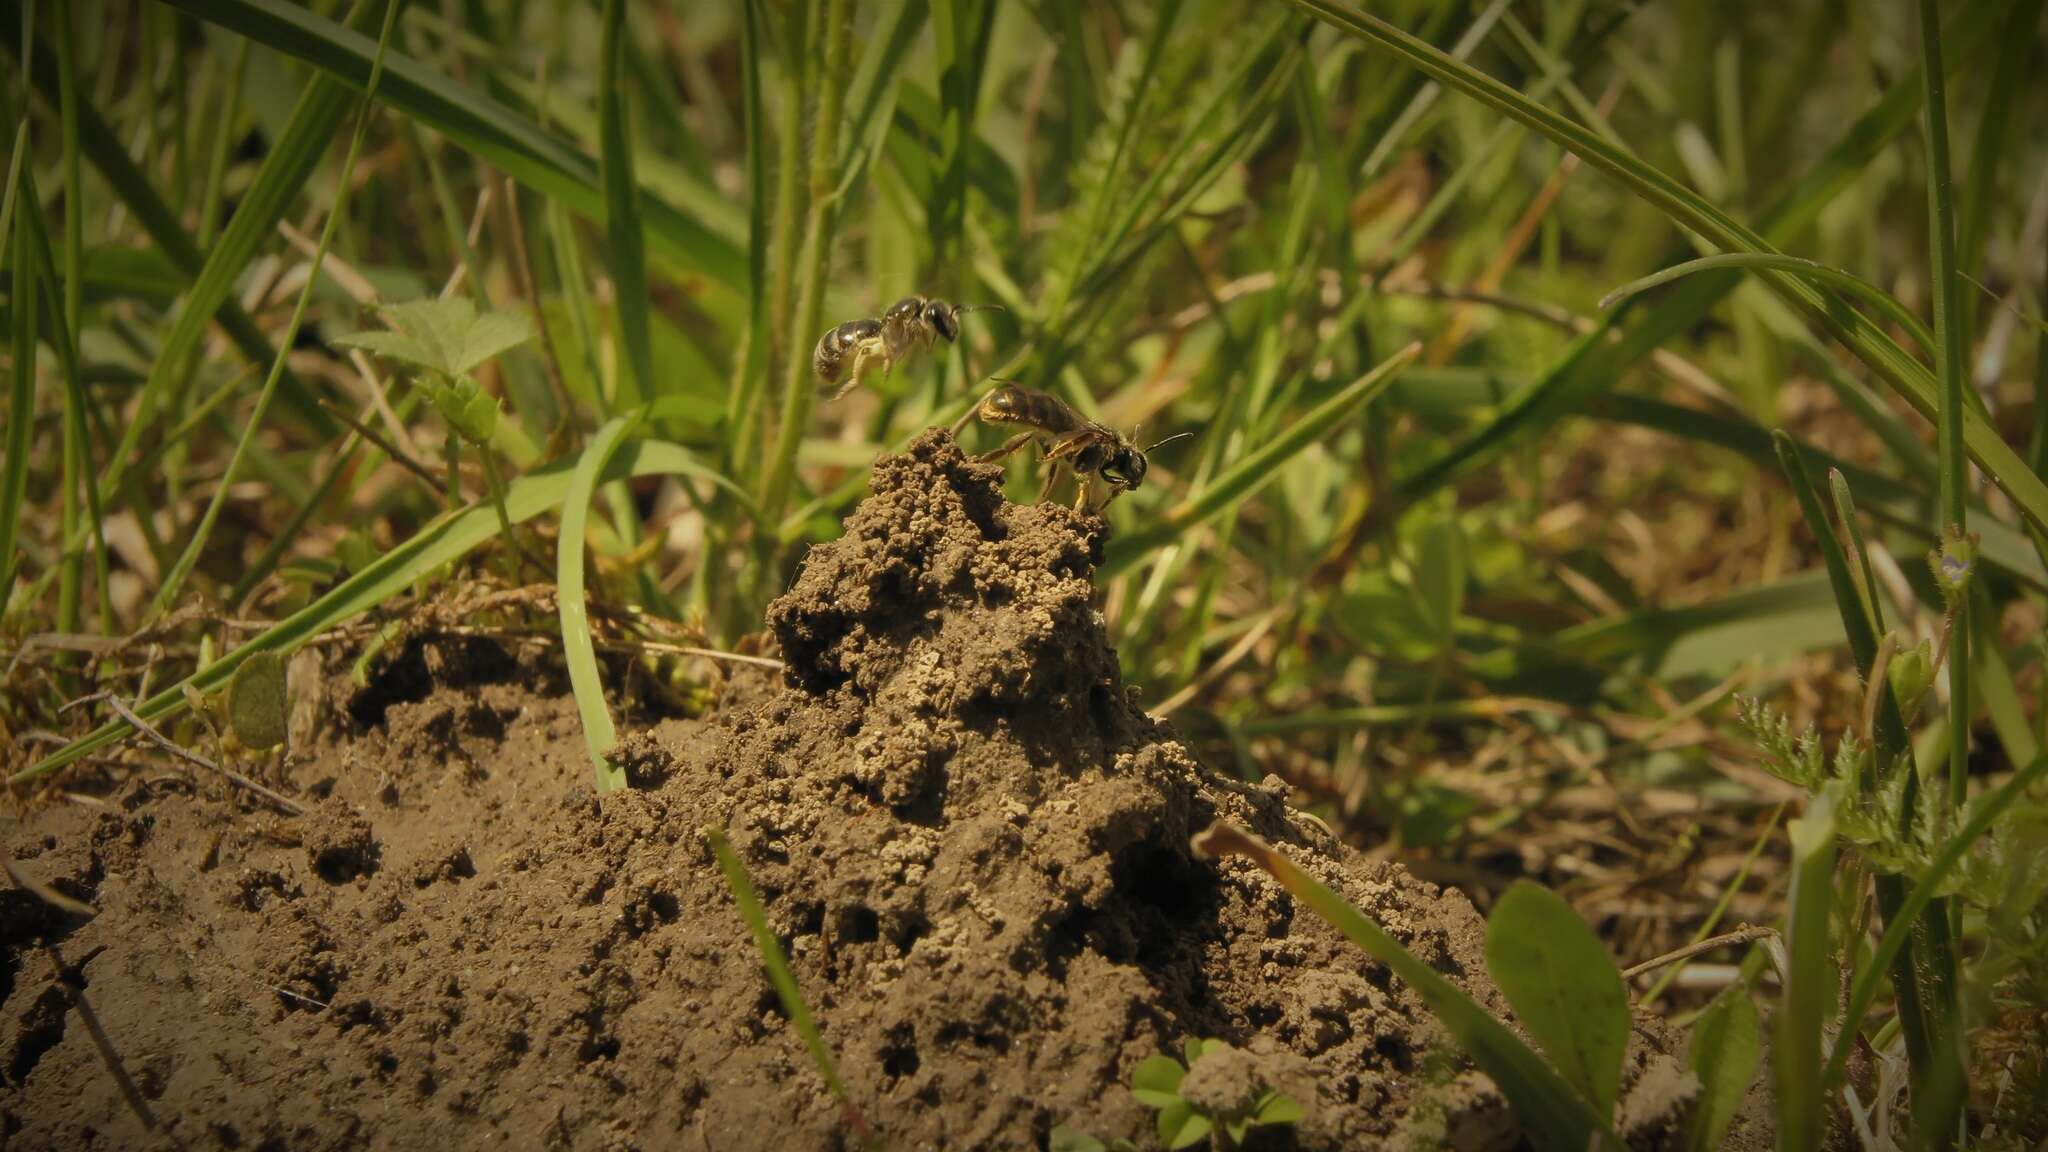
[924,300,962,342]
[1101,444,1148,490]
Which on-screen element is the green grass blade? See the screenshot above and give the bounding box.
[559,416,634,792]
[1774,433,1957,1101]
[0,21,334,438]
[930,0,995,288]
[1775,793,1837,1152]
[1288,0,2048,537]
[725,0,769,462]
[599,0,652,411]
[2,133,35,594]
[1919,0,1972,826]
[150,0,403,617]
[760,0,853,524]
[98,0,381,508]
[1106,342,1418,572]
[1822,753,2048,1089]
[1194,823,1619,1150]
[161,0,745,286]
[1599,253,1934,355]
[12,439,738,786]
[16,137,108,640]
[706,827,872,1143]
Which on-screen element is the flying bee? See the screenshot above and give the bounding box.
[959,382,1190,511]
[813,296,1002,400]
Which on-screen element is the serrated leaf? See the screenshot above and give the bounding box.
[453,309,537,375]
[1484,880,1629,1120]
[1255,1090,1304,1126]
[226,649,289,751]
[330,328,436,373]
[1158,1099,1211,1150]
[1686,987,1759,1152]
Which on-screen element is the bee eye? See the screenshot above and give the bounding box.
[926,304,958,341]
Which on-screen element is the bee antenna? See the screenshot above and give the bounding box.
[954,303,1006,317]
[1143,431,1196,453]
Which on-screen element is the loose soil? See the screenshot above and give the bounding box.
[3,431,1745,1150]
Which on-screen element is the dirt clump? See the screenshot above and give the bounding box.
[1,430,1730,1150]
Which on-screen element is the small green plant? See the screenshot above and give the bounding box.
[1129,1038,1304,1150]
[333,297,537,570]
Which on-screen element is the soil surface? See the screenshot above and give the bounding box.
[3,430,1744,1150]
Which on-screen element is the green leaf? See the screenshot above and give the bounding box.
[330,328,435,372]
[1775,794,1837,1152]
[1599,253,1934,355]
[559,417,635,792]
[1224,1115,1251,1145]
[1158,1099,1212,1150]
[1414,512,1467,642]
[1255,1091,1304,1126]
[1685,987,1759,1152]
[453,310,537,376]
[1131,1053,1187,1107]
[1823,753,2048,1088]
[599,0,652,409]
[1182,1037,1213,1066]
[337,297,536,383]
[1195,825,1619,1149]
[226,650,290,751]
[1484,880,1629,1120]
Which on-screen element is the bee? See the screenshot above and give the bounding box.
[958,382,1188,511]
[812,296,1001,400]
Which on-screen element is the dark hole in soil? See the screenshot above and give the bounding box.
[578,1034,620,1064]
[756,987,789,1021]
[7,986,67,1084]
[346,637,519,728]
[894,758,950,827]
[837,905,880,944]
[880,1026,920,1081]
[891,913,928,955]
[646,890,681,923]
[1374,1032,1415,1074]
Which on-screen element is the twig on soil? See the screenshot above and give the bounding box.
[0,858,97,918]
[1620,924,1778,982]
[67,691,305,816]
[3,867,155,1130]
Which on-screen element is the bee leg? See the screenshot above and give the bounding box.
[973,432,1036,464]
[1038,461,1065,503]
[828,346,885,401]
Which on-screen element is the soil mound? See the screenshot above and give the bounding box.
[3,431,1698,1150]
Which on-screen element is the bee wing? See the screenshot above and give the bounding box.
[1041,429,1097,463]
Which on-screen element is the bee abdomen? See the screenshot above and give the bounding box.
[812,319,882,383]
